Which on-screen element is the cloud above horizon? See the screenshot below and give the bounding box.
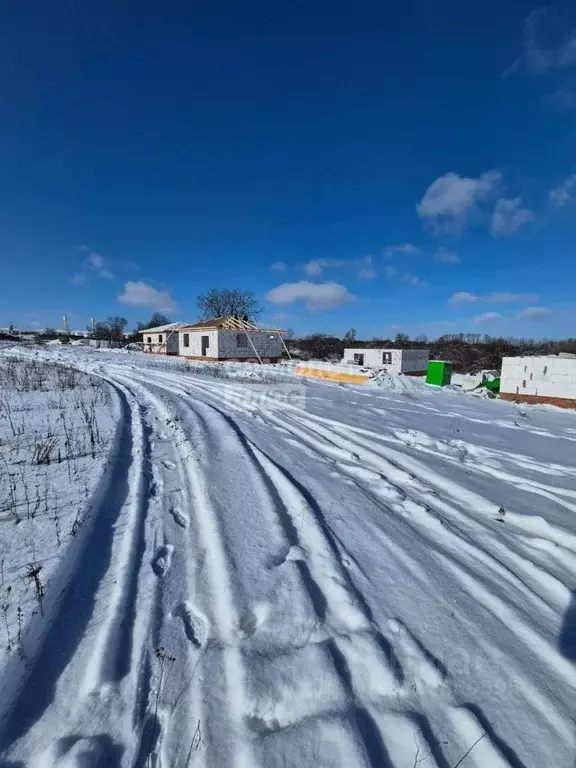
[549,174,576,207]
[506,8,576,109]
[383,243,421,258]
[507,8,576,76]
[265,281,356,311]
[118,281,178,313]
[474,312,503,325]
[303,255,375,281]
[449,291,538,305]
[518,306,552,321]
[491,197,534,237]
[84,249,115,279]
[434,246,460,264]
[72,247,116,285]
[417,171,501,233]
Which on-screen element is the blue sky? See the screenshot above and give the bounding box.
[1,1,575,338]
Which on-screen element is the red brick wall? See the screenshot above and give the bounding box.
[500,393,576,410]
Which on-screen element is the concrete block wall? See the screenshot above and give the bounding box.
[501,356,576,399]
[399,349,430,372]
[342,348,429,373]
[217,330,283,359]
[178,329,283,359]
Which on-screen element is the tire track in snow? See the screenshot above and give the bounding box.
[127,372,429,766]
[118,375,260,768]
[158,370,575,765]
[108,366,558,767]
[255,409,576,714]
[259,406,575,613]
[100,372,207,768]
[185,400,400,768]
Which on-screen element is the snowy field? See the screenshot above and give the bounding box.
[0,346,575,768]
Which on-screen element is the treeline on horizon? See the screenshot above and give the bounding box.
[288,331,576,373]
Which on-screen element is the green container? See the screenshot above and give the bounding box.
[426,360,453,387]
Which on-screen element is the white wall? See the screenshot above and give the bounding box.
[178,329,219,357]
[178,329,283,359]
[143,332,166,353]
[501,356,576,399]
[342,348,429,372]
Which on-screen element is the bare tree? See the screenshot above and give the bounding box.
[138,313,171,331]
[91,316,127,342]
[197,289,262,321]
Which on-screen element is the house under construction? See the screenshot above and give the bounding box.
[140,316,287,363]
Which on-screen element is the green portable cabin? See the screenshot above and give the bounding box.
[426,360,453,387]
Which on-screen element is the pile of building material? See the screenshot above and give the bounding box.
[296,361,372,384]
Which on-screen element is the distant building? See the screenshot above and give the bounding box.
[500,355,576,409]
[342,348,429,375]
[140,316,286,362]
[141,322,187,355]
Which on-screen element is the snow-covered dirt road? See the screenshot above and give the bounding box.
[1,350,576,767]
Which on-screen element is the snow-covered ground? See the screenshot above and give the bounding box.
[1,347,576,768]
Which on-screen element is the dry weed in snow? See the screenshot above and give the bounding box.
[0,355,116,671]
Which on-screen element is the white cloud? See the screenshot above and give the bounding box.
[384,264,423,286]
[417,171,501,233]
[434,246,460,264]
[491,197,534,237]
[485,291,538,304]
[303,260,322,276]
[304,255,376,281]
[449,291,478,304]
[548,83,576,110]
[549,174,576,207]
[507,8,576,76]
[265,281,355,311]
[87,252,105,270]
[474,312,503,325]
[383,243,421,258]
[449,290,538,305]
[303,258,351,276]
[117,281,178,313]
[81,248,115,280]
[71,273,88,287]
[402,273,424,286]
[358,255,376,281]
[271,261,287,272]
[518,306,552,321]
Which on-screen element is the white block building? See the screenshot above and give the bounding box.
[179,317,285,361]
[342,348,429,374]
[500,355,576,408]
[141,322,186,355]
[141,316,286,362]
